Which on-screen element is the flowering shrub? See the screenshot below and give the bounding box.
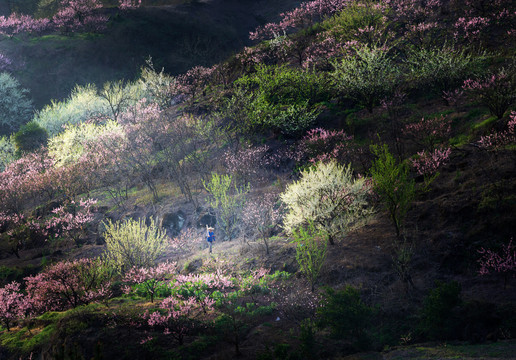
[298,127,354,164]
[242,193,282,254]
[124,261,176,302]
[25,258,112,312]
[281,160,373,245]
[45,198,97,245]
[0,281,31,331]
[478,112,516,150]
[103,217,168,273]
[410,147,452,176]
[403,116,452,152]
[463,68,516,119]
[478,239,516,289]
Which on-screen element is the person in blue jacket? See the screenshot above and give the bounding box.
[206,225,215,253]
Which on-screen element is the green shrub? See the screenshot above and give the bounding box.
[317,286,374,349]
[369,144,416,237]
[0,135,16,171]
[13,121,48,154]
[102,217,167,274]
[281,160,373,245]
[419,280,462,340]
[332,46,400,112]
[406,46,486,95]
[0,72,33,136]
[292,221,328,292]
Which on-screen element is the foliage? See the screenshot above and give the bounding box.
[281,160,372,245]
[291,221,328,292]
[370,144,416,237]
[0,72,33,136]
[13,121,48,155]
[0,135,16,171]
[103,217,167,274]
[203,173,249,241]
[406,46,486,97]
[316,286,374,348]
[419,281,462,340]
[233,64,326,136]
[34,84,109,137]
[25,258,112,312]
[332,46,400,112]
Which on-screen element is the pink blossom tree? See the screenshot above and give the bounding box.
[478,239,516,289]
[25,258,112,312]
[0,281,32,331]
[242,194,282,254]
[123,261,176,303]
[478,112,516,150]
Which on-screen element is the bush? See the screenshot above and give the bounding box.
[281,160,372,245]
[419,280,462,340]
[103,217,167,274]
[317,286,374,349]
[13,121,48,155]
[0,72,33,136]
[331,46,400,112]
[232,64,326,136]
[292,221,328,292]
[406,46,486,96]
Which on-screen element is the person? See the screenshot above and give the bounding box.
[206,225,215,253]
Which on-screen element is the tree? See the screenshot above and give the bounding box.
[0,72,33,136]
[369,144,416,237]
[203,173,249,241]
[478,238,516,289]
[0,281,31,331]
[281,160,372,245]
[103,217,167,274]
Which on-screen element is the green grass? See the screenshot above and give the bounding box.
[472,115,498,130]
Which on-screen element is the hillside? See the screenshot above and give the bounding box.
[0,0,516,359]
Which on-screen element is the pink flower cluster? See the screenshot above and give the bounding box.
[45,198,97,239]
[124,261,176,302]
[478,112,516,150]
[403,116,452,151]
[410,147,451,176]
[298,127,354,164]
[478,238,515,288]
[250,0,350,40]
[454,16,490,41]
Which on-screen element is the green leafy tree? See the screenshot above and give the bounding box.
[203,172,249,241]
[0,72,33,135]
[281,160,372,245]
[292,221,328,292]
[332,46,400,112]
[102,217,167,274]
[369,144,416,237]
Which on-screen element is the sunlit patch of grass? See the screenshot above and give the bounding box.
[472,115,498,130]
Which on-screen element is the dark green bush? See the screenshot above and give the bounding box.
[316,286,374,349]
[13,121,48,155]
[419,280,462,340]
